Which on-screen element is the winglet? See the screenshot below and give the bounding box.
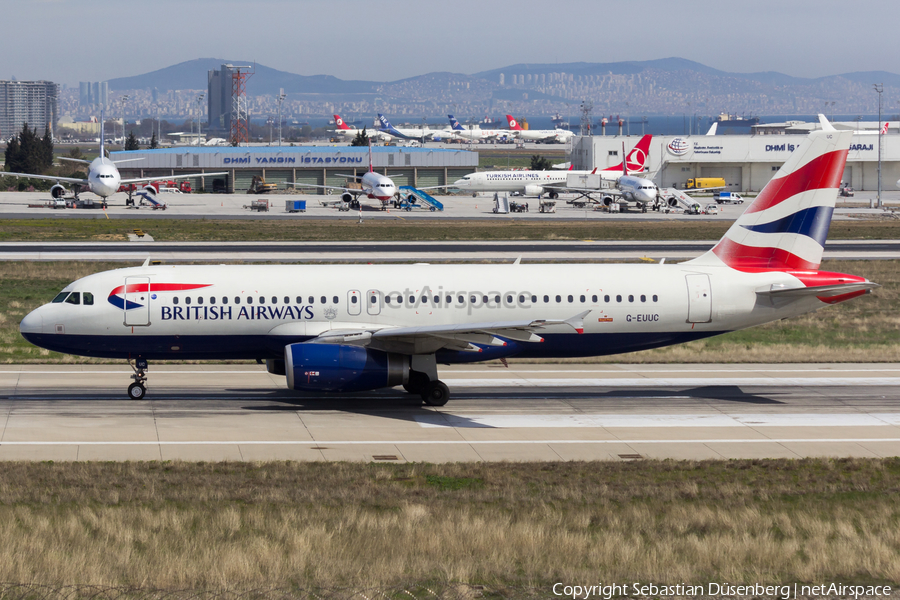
[141,257,150,267]
[513,256,522,265]
[818,114,836,132]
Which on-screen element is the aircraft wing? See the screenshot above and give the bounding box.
[283,182,365,195]
[120,172,228,185]
[305,311,591,353]
[0,171,88,185]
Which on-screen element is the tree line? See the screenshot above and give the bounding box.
[4,124,54,174]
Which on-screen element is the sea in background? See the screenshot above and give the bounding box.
[279,114,898,136]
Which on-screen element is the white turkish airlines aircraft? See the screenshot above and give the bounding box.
[451,135,653,199]
[0,116,225,202]
[284,140,397,209]
[331,114,391,142]
[20,120,878,406]
[506,115,575,144]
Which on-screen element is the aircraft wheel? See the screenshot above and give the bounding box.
[403,371,429,395]
[421,380,450,406]
[127,382,146,400]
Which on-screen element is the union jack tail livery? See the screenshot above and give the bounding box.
[505,115,523,131]
[691,129,852,271]
[333,115,352,130]
[601,134,652,174]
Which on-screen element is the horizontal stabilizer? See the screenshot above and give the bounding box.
[757,282,880,298]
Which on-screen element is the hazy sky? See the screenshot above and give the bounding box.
[4,0,898,85]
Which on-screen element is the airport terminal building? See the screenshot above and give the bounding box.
[570,133,900,192]
[111,146,478,193]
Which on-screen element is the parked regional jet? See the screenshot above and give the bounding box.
[506,115,576,144]
[331,115,391,142]
[19,120,877,406]
[447,115,514,142]
[451,135,653,199]
[376,115,449,142]
[0,116,225,202]
[283,140,397,209]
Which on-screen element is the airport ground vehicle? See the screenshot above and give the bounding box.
[715,192,744,204]
[686,177,726,190]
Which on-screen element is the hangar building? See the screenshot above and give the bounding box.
[111,146,478,193]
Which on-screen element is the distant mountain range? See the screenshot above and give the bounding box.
[106,57,900,115]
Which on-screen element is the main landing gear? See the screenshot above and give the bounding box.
[403,356,450,406]
[127,358,148,399]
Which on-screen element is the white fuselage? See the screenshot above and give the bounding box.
[360,171,397,201]
[19,262,822,362]
[512,129,576,144]
[86,157,122,198]
[453,170,586,194]
[616,175,659,206]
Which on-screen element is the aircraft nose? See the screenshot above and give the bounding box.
[20,308,43,336]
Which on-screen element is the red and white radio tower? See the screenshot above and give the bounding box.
[226,64,254,146]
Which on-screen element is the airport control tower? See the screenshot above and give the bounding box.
[207,64,254,144]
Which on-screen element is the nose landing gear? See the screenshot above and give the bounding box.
[127,358,148,399]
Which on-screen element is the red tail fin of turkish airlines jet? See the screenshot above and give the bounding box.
[601,135,652,174]
[506,115,523,131]
[333,115,352,130]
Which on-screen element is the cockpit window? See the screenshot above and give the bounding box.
[83,292,94,306]
[65,292,81,305]
[52,292,69,303]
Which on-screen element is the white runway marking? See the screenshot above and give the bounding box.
[415,413,900,429]
[445,377,900,387]
[0,439,897,446]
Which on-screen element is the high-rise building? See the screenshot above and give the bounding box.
[98,81,108,110]
[0,80,58,138]
[207,66,231,135]
[79,81,91,106]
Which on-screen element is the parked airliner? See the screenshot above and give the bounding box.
[0,116,225,202]
[284,141,397,209]
[451,135,653,199]
[19,120,877,406]
[332,114,391,142]
[375,115,448,142]
[506,115,575,144]
[448,115,513,142]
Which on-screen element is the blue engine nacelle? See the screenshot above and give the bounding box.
[285,344,409,393]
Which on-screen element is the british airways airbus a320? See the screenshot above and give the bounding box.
[20,117,878,406]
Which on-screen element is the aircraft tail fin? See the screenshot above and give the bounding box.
[99,110,105,158]
[368,137,373,173]
[333,115,352,130]
[448,115,464,131]
[506,115,523,131]
[600,134,652,174]
[687,128,852,271]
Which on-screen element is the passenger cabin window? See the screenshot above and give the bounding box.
[580,295,585,303]
[83,292,94,306]
[247,297,252,304]
[234,297,240,304]
[446,295,451,304]
[333,296,339,304]
[65,292,80,305]
[592,295,597,303]
[259,297,265,304]
[543,295,549,303]
[210,297,216,304]
[616,295,622,302]
[321,296,327,304]
[185,297,191,305]
[198,297,204,304]
[531,295,537,303]
[653,295,658,302]
[296,296,303,304]
[641,295,646,302]
[604,295,610,303]
[173,297,179,305]
[308,296,314,304]
[222,297,227,305]
[351,296,358,304]
[568,295,574,303]
[284,296,289,304]
[628,295,634,302]
[272,296,277,304]
[52,292,69,303]
[555,295,561,303]
[370,296,377,304]
[458,295,464,304]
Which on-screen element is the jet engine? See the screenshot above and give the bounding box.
[50,184,66,199]
[602,196,616,206]
[284,344,409,393]
[142,184,158,197]
[667,196,679,207]
[341,192,354,204]
[524,185,544,196]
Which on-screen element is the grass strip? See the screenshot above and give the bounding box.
[1,218,900,242]
[0,459,896,589]
[0,260,896,364]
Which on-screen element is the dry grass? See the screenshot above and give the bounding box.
[0,460,896,589]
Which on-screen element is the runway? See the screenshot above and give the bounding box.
[1,363,898,462]
[1,239,898,262]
